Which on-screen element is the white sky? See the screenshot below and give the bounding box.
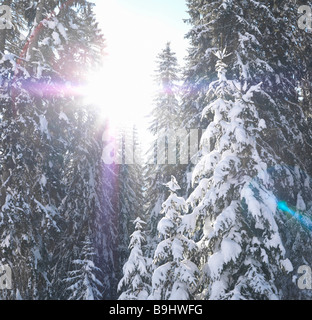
[90,0,189,147]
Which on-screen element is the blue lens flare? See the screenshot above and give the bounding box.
[277,200,312,231]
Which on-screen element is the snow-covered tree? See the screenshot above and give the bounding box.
[117,126,145,282]
[149,42,181,135]
[64,237,103,300]
[0,0,113,300]
[0,0,58,299]
[150,176,198,300]
[185,49,312,300]
[181,0,312,300]
[145,43,185,256]
[182,0,312,177]
[118,218,151,300]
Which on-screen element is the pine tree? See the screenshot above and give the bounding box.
[185,49,312,300]
[280,0,312,177]
[118,218,151,300]
[0,0,114,299]
[64,237,103,300]
[182,0,312,299]
[145,43,184,257]
[150,176,198,300]
[116,125,145,283]
[0,0,56,299]
[149,42,181,135]
[182,0,312,178]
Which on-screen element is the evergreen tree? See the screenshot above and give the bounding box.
[149,42,181,135]
[118,218,151,300]
[186,49,311,300]
[145,43,184,256]
[182,0,312,299]
[0,0,115,299]
[0,0,57,299]
[64,237,103,300]
[150,176,198,300]
[116,125,145,283]
[182,0,312,179]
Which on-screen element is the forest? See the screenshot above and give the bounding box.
[0,0,312,300]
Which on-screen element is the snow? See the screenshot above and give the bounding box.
[152,262,171,290]
[176,260,198,286]
[258,119,266,129]
[296,193,306,211]
[221,238,242,264]
[57,23,68,41]
[208,238,242,280]
[32,248,41,270]
[180,211,197,234]
[1,234,10,248]
[208,251,224,280]
[39,114,50,138]
[52,31,61,45]
[214,201,238,233]
[40,174,47,187]
[210,280,226,300]
[164,176,181,192]
[45,19,58,29]
[281,259,293,273]
[161,193,186,213]
[192,152,220,183]
[171,238,184,261]
[69,21,79,30]
[40,37,50,46]
[157,217,174,236]
[241,83,262,103]
[168,283,189,300]
[59,111,69,123]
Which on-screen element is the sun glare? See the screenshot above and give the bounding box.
[85,0,188,147]
[84,61,153,129]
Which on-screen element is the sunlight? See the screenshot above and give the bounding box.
[76,0,190,158]
[84,61,153,129]
[85,0,188,146]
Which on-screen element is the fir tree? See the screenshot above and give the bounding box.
[182,0,312,299]
[118,218,151,300]
[145,43,184,257]
[150,176,198,300]
[116,125,145,283]
[64,237,103,300]
[0,0,114,299]
[186,49,311,300]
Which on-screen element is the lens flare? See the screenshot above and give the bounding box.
[277,200,312,231]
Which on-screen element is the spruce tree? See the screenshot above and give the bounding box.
[150,176,198,300]
[0,0,115,299]
[186,49,312,300]
[145,43,184,256]
[182,0,312,299]
[64,237,103,300]
[117,125,145,283]
[118,218,151,300]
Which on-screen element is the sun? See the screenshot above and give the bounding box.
[83,67,123,127]
[83,54,154,133]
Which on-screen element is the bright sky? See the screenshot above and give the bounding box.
[89,0,189,145]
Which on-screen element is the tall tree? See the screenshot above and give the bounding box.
[116,125,145,283]
[0,0,115,300]
[186,49,312,300]
[145,43,184,256]
[181,0,312,299]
